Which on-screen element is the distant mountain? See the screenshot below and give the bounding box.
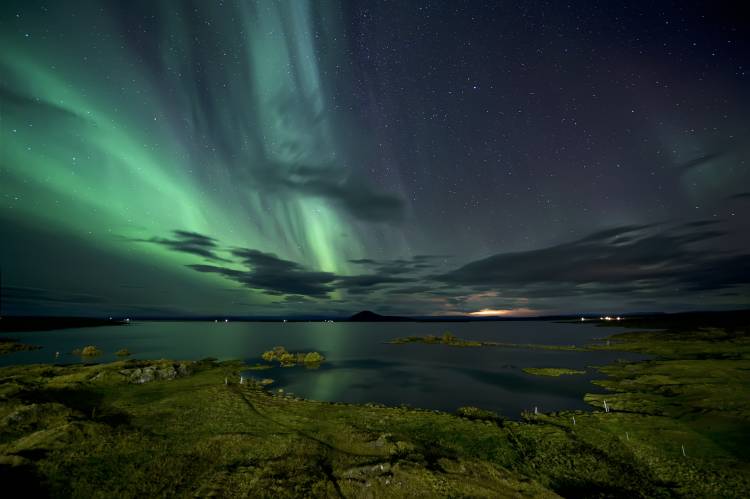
[348,310,410,322]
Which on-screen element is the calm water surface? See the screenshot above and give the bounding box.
[0,321,642,417]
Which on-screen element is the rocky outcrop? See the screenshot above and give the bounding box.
[119,363,192,384]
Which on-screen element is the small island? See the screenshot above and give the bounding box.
[72,345,103,357]
[261,346,325,367]
[522,367,587,377]
[388,332,581,351]
[0,337,40,355]
[389,331,482,347]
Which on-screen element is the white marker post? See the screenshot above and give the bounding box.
[682,445,686,457]
[240,376,244,385]
[572,416,576,425]
[224,377,228,385]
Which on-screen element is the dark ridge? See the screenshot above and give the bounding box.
[0,316,128,333]
[593,309,750,331]
[348,310,411,322]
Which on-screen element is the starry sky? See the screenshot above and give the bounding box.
[1,0,749,318]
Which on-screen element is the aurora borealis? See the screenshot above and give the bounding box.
[1,1,749,317]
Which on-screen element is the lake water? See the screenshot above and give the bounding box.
[0,321,642,418]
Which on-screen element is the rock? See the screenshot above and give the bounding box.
[119,362,193,384]
[342,462,392,481]
[369,433,394,448]
[4,403,73,430]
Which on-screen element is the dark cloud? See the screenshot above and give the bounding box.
[437,224,750,297]
[345,255,444,276]
[675,151,725,174]
[0,85,88,124]
[189,248,337,297]
[281,295,314,304]
[727,192,750,200]
[336,274,414,294]
[389,285,434,294]
[156,222,749,312]
[143,230,229,262]
[349,258,378,265]
[254,163,405,223]
[3,286,105,305]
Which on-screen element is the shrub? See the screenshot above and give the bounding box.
[115,348,131,357]
[303,352,324,364]
[456,406,504,424]
[76,345,102,357]
[262,346,289,362]
[261,346,325,367]
[279,352,296,366]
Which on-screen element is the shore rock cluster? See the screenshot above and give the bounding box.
[119,362,192,384]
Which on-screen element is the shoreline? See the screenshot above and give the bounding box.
[0,322,747,495]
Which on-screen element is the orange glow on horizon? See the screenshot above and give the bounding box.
[468,308,513,317]
[467,307,538,317]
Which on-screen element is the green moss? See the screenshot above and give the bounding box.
[456,406,505,423]
[387,333,482,347]
[302,351,324,364]
[72,345,102,357]
[1,322,749,496]
[388,334,581,350]
[260,346,325,367]
[522,367,586,377]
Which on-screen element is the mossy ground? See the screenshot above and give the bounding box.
[388,332,580,351]
[1,322,749,497]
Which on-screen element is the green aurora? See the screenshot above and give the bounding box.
[1,1,408,316]
[1,1,749,317]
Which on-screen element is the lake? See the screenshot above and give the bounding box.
[0,320,642,418]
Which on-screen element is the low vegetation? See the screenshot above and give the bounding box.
[455,406,505,424]
[71,345,102,357]
[0,321,748,496]
[388,332,581,350]
[261,346,325,367]
[115,348,131,357]
[389,331,482,347]
[0,337,40,356]
[522,367,587,377]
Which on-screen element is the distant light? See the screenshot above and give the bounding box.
[580,317,585,321]
[224,319,228,323]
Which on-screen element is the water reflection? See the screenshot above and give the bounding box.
[1,320,643,417]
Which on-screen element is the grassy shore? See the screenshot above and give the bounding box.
[387,331,582,351]
[522,367,586,377]
[1,323,749,496]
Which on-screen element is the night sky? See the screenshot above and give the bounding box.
[2,1,749,318]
